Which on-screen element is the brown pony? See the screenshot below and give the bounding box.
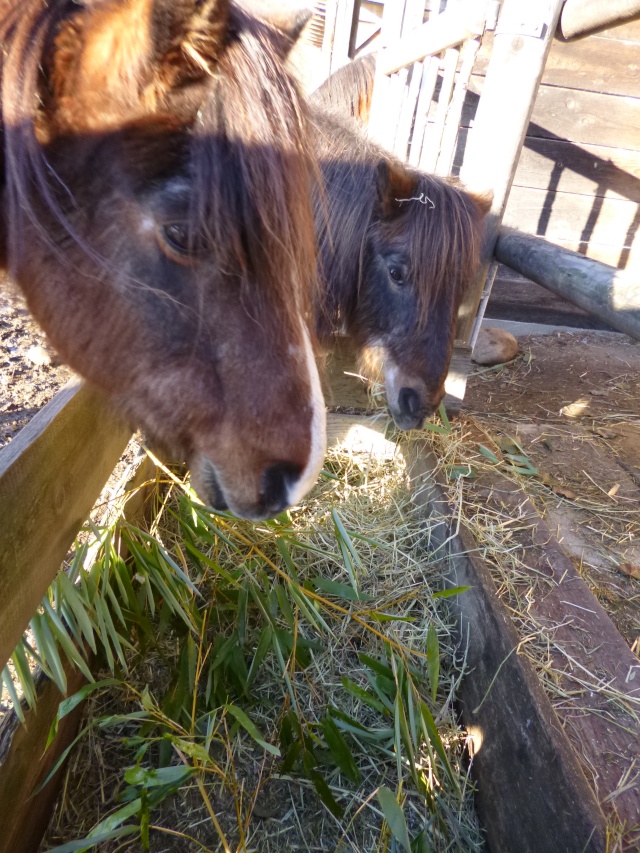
[311,66,490,430]
[0,0,326,520]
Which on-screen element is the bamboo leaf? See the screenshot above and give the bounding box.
[341,677,388,715]
[322,715,361,783]
[1,667,25,723]
[32,610,67,694]
[124,765,195,788]
[431,586,470,599]
[11,642,37,709]
[377,786,411,853]
[478,445,500,464]
[45,825,139,853]
[47,679,121,749]
[226,704,280,757]
[426,624,439,704]
[57,573,97,654]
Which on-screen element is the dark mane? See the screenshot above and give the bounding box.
[0,0,317,324]
[311,53,376,125]
[312,107,485,338]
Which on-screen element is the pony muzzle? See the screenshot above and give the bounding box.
[384,363,444,431]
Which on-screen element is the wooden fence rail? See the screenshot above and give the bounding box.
[495,228,640,341]
[0,381,131,671]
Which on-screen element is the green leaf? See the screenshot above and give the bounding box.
[308,767,343,818]
[367,611,414,623]
[11,642,37,709]
[168,737,211,764]
[124,765,195,789]
[478,444,500,464]
[426,625,439,705]
[32,610,67,694]
[45,825,139,853]
[47,679,120,749]
[1,666,25,723]
[226,704,280,757]
[56,572,97,654]
[321,715,361,783]
[377,786,411,853]
[312,576,370,602]
[42,599,94,683]
[431,586,470,599]
[340,677,388,714]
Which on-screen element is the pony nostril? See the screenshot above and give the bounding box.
[260,462,302,516]
[398,387,421,419]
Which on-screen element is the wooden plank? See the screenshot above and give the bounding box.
[463,78,640,151]
[455,130,640,204]
[457,0,565,346]
[435,37,480,176]
[513,139,640,203]
[495,228,640,341]
[443,426,640,838]
[324,413,609,852]
[487,267,617,330]
[0,381,131,671]
[476,30,640,97]
[377,0,485,75]
[560,0,640,40]
[0,455,157,853]
[394,61,423,160]
[0,662,87,853]
[503,185,640,251]
[419,47,459,171]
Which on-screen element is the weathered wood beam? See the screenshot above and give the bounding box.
[0,381,131,670]
[560,0,640,40]
[377,0,486,76]
[495,228,640,341]
[456,0,564,348]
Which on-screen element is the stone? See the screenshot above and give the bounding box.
[472,327,519,366]
[25,344,52,367]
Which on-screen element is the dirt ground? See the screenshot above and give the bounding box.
[0,287,71,448]
[463,330,640,650]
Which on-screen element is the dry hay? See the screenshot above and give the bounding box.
[40,434,483,853]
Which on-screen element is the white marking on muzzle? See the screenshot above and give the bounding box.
[287,327,326,506]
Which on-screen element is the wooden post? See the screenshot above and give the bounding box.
[456,0,565,347]
[330,0,358,72]
[495,228,640,342]
[559,0,640,39]
[0,381,131,670]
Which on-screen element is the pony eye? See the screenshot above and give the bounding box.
[388,266,405,285]
[162,223,191,255]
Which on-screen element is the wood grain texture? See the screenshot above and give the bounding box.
[477,30,640,97]
[503,185,640,251]
[0,454,156,853]
[513,139,640,203]
[0,381,131,670]
[464,77,640,151]
[457,0,565,344]
[560,0,640,40]
[324,413,609,852]
[495,228,640,340]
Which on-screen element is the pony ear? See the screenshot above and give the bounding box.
[375,159,419,219]
[235,2,312,57]
[472,190,493,218]
[152,0,231,84]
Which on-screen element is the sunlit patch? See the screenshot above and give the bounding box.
[466,724,483,757]
[560,397,591,418]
